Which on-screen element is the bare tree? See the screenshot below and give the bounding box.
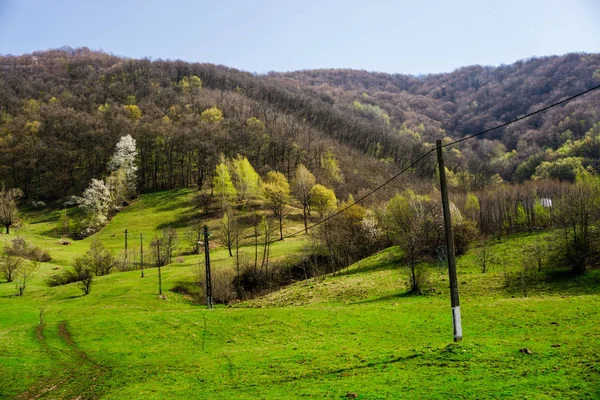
[554,176,600,274]
[15,260,37,295]
[220,207,235,257]
[1,248,22,282]
[292,164,316,233]
[0,186,23,234]
[74,257,94,295]
[87,240,118,276]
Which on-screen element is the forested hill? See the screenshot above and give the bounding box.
[274,54,600,147]
[0,47,599,202]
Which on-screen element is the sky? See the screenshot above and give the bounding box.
[0,0,599,75]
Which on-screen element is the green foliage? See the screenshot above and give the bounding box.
[123,104,142,120]
[200,107,223,124]
[515,203,528,228]
[533,157,587,182]
[213,158,237,207]
[178,75,202,91]
[352,100,391,124]
[308,184,336,216]
[292,164,316,231]
[464,192,480,222]
[97,103,111,113]
[263,171,291,240]
[515,153,545,181]
[263,171,291,210]
[231,155,261,200]
[320,150,341,184]
[22,99,40,115]
[533,200,551,227]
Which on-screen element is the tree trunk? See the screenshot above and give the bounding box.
[303,205,308,233]
[279,216,283,241]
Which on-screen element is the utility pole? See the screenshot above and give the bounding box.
[157,244,162,295]
[124,229,128,269]
[436,139,463,342]
[140,233,144,278]
[203,225,213,309]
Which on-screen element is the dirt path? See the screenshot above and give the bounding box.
[17,321,111,400]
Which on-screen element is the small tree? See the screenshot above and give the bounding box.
[213,156,237,209]
[0,185,23,234]
[308,184,337,217]
[15,260,38,296]
[163,228,179,264]
[200,107,224,124]
[77,179,112,232]
[86,240,118,276]
[220,207,235,257]
[107,134,138,202]
[263,171,290,240]
[384,191,442,293]
[232,155,261,202]
[292,164,316,233]
[1,249,22,282]
[150,229,178,267]
[73,256,94,295]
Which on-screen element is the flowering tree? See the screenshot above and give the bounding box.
[108,134,138,199]
[78,179,111,231]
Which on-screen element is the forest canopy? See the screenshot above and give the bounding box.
[0,47,599,202]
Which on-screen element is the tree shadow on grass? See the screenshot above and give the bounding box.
[62,294,87,300]
[335,250,404,278]
[352,290,427,305]
[504,267,600,297]
[227,351,425,391]
[155,211,207,231]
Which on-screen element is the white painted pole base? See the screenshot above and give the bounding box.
[452,306,463,342]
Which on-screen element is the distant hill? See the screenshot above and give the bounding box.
[0,47,599,201]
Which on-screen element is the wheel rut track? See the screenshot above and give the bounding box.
[17,321,111,400]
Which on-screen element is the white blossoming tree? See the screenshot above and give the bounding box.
[108,134,138,201]
[78,178,111,232]
[77,135,138,235]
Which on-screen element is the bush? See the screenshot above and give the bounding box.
[196,267,237,305]
[453,219,478,256]
[47,269,79,287]
[6,237,51,262]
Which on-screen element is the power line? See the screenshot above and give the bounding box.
[281,149,435,241]
[275,83,600,242]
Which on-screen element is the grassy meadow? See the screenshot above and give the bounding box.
[1,190,599,399]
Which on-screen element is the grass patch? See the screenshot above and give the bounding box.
[0,191,599,398]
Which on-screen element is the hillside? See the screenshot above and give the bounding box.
[1,49,599,203]
[1,198,599,398]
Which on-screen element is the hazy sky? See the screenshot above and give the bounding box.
[0,0,598,74]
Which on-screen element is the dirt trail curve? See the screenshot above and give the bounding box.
[17,321,111,400]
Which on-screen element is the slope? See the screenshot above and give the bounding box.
[1,226,599,399]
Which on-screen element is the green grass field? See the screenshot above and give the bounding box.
[1,190,599,399]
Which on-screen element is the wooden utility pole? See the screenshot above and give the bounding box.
[436,139,463,342]
[157,244,162,295]
[203,225,213,309]
[140,233,144,278]
[124,229,128,269]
